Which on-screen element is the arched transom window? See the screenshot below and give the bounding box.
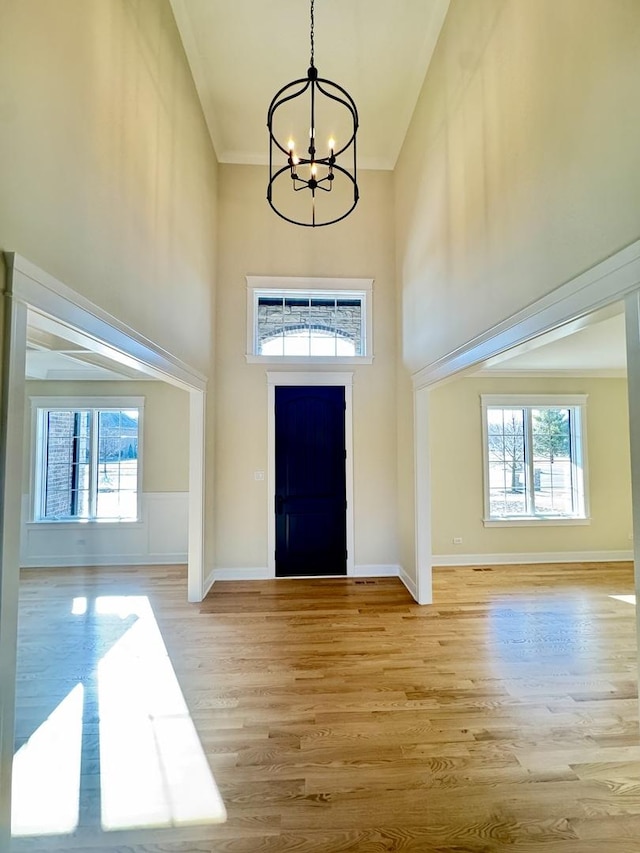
[246,278,373,363]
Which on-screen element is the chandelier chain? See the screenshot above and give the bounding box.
[266,0,359,226]
[310,0,315,67]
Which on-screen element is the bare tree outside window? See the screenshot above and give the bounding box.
[487,408,527,516]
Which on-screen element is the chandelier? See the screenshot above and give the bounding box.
[266,0,359,227]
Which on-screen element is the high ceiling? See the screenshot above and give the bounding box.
[169,0,450,169]
[24,4,628,382]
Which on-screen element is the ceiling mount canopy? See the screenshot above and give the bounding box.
[266,0,359,227]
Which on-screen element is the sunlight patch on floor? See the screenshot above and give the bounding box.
[609,594,636,605]
[72,596,88,615]
[11,594,226,839]
[97,595,226,830]
[11,684,84,836]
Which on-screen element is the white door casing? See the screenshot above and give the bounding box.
[266,371,354,577]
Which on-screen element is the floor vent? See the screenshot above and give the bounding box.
[355,579,377,585]
[472,567,494,572]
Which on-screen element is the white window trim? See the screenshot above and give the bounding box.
[245,275,374,364]
[480,394,590,526]
[30,396,145,524]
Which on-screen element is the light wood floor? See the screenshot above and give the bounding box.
[10,562,640,852]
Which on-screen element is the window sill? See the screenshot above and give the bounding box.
[27,519,143,529]
[483,517,591,528]
[245,354,374,365]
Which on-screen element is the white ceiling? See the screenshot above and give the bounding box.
[26,314,151,382]
[169,0,450,169]
[476,304,627,376]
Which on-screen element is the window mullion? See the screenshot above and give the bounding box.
[568,407,578,514]
[38,411,48,520]
[254,290,260,355]
[524,408,536,516]
[89,410,99,520]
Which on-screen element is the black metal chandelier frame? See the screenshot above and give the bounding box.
[266,0,359,227]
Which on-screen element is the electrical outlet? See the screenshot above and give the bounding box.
[453,537,462,545]
[254,471,265,481]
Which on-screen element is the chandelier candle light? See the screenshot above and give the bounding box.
[267,0,359,227]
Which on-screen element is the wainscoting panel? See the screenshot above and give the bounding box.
[20,492,188,568]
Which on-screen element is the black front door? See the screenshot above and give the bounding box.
[275,386,347,577]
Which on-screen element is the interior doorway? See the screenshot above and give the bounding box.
[1,254,208,602]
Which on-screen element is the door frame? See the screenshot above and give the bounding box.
[267,371,354,577]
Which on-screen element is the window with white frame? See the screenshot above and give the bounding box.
[246,277,373,362]
[32,398,143,522]
[481,395,588,524]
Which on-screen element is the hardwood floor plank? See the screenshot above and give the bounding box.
[10,562,640,852]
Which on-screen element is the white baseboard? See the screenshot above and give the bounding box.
[354,564,401,577]
[211,565,405,582]
[433,550,634,567]
[20,553,187,568]
[399,566,418,601]
[202,567,217,598]
[211,567,273,581]
[207,566,422,604]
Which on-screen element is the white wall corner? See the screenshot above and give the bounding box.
[624,289,640,697]
[399,566,418,602]
[414,386,433,605]
[202,566,217,598]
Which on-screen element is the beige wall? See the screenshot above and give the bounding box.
[395,0,640,374]
[23,380,190,494]
[20,381,190,569]
[430,376,632,557]
[0,0,218,568]
[0,1,218,837]
[215,164,399,570]
[0,0,218,374]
